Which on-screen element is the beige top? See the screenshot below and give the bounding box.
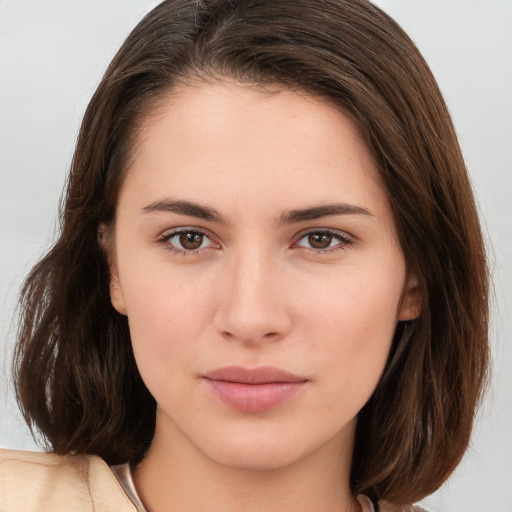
[0,448,136,511]
[0,448,425,512]
[110,463,148,511]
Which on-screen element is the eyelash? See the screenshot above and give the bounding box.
[293,229,354,253]
[157,227,216,255]
[156,228,354,255]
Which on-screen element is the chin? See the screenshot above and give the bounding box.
[209,444,302,472]
[195,425,329,473]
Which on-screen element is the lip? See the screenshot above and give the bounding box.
[203,366,307,413]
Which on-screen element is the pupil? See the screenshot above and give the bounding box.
[309,233,332,249]
[180,232,203,250]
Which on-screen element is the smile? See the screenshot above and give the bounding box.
[203,366,308,413]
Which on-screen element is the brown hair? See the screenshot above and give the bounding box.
[14,0,489,504]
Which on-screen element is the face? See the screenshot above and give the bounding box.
[108,81,419,471]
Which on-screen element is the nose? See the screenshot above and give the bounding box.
[213,250,293,345]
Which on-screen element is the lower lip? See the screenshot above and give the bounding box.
[205,379,306,413]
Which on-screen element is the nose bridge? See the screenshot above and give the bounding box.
[214,244,291,343]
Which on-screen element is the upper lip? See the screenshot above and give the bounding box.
[204,365,307,384]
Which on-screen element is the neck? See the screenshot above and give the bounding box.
[133,411,359,512]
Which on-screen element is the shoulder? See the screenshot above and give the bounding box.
[378,499,428,512]
[0,448,137,512]
[358,495,429,512]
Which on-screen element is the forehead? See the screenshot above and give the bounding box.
[120,81,388,220]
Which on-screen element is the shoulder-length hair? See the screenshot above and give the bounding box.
[14,0,489,504]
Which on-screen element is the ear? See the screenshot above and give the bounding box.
[98,223,127,316]
[398,273,421,321]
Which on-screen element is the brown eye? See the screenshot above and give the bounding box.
[179,232,204,250]
[160,229,218,254]
[308,233,333,249]
[295,230,352,252]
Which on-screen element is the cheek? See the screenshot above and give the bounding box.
[303,265,402,332]
[300,268,403,384]
[121,267,216,375]
[125,285,216,415]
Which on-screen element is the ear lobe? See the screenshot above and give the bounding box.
[109,271,127,315]
[398,274,422,321]
[98,223,127,316]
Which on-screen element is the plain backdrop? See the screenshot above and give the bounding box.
[1,1,511,510]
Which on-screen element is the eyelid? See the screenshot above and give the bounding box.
[155,226,354,255]
[157,226,220,253]
[159,225,212,238]
[292,228,355,251]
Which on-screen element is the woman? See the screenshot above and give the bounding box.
[0,1,489,511]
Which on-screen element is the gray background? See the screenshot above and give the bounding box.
[1,1,511,510]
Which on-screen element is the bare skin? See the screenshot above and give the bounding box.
[107,81,420,512]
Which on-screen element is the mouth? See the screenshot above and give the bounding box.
[203,365,308,413]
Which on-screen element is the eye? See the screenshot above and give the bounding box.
[295,230,353,251]
[158,228,218,253]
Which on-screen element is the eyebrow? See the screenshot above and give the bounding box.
[142,199,229,223]
[141,199,373,224]
[278,203,374,224]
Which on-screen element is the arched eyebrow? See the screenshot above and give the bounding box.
[278,203,374,224]
[142,200,229,224]
[141,199,373,224]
